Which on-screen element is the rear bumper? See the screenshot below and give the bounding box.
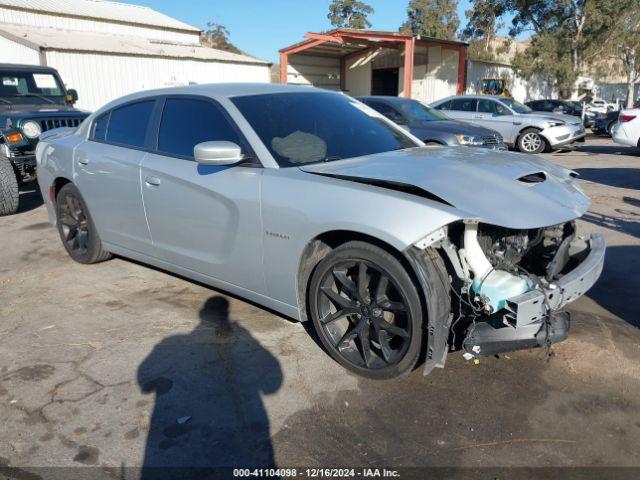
[463,233,605,357]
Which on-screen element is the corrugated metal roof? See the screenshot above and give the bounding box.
[0,24,270,65]
[0,0,200,32]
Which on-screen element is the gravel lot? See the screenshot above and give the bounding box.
[1,136,639,478]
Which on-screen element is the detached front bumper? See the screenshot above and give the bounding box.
[463,233,606,357]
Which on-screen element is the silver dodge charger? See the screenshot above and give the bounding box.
[36,84,605,379]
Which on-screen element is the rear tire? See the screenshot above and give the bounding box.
[0,155,19,216]
[606,122,615,137]
[517,128,547,154]
[55,183,111,264]
[309,241,424,380]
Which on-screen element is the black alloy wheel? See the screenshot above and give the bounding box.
[58,190,90,256]
[55,183,111,264]
[309,241,424,379]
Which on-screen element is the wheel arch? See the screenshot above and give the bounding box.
[295,229,428,323]
[52,176,73,201]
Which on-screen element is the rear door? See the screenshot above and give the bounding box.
[442,98,478,122]
[74,99,156,252]
[140,96,265,294]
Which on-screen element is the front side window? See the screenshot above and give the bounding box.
[106,100,155,148]
[499,98,532,114]
[451,98,478,112]
[434,100,452,110]
[158,98,243,159]
[231,92,418,167]
[395,100,450,121]
[478,99,508,115]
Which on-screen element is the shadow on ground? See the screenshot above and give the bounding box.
[575,143,640,156]
[17,181,44,214]
[137,296,282,478]
[587,245,640,328]
[573,168,640,190]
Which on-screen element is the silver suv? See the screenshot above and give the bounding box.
[431,95,586,153]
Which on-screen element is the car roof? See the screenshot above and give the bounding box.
[0,63,59,73]
[432,94,508,104]
[92,83,337,114]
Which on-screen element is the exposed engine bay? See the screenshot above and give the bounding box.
[416,219,605,373]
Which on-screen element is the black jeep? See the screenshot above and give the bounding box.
[0,64,89,215]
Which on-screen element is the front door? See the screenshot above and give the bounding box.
[475,98,516,144]
[140,96,265,294]
[74,100,156,252]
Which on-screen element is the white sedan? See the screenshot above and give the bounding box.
[612,109,640,148]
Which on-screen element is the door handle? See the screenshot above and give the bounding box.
[78,158,89,165]
[473,115,484,119]
[145,176,161,187]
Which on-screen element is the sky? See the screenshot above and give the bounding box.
[128,0,482,63]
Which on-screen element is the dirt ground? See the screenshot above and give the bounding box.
[0,136,639,479]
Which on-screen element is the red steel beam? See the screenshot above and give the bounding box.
[457,45,467,95]
[279,52,288,84]
[403,37,415,98]
[305,32,343,44]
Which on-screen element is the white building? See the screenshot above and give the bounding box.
[0,0,271,110]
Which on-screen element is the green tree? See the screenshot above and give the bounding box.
[606,7,640,107]
[462,0,507,61]
[327,0,374,29]
[503,0,632,98]
[400,0,460,40]
[201,22,243,55]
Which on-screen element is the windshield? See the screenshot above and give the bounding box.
[499,97,532,114]
[395,100,450,122]
[0,71,65,104]
[232,92,419,167]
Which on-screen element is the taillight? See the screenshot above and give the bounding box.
[619,114,637,123]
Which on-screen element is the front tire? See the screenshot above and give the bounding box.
[0,155,19,216]
[517,128,547,154]
[309,241,424,379]
[55,183,111,264]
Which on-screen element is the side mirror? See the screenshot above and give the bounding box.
[194,141,244,165]
[66,89,78,105]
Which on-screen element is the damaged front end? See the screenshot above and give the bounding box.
[414,220,605,374]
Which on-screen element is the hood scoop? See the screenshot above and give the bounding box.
[518,172,547,184]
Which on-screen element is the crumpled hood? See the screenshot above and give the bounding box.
[521,111,582,125]
[300,147,590,229]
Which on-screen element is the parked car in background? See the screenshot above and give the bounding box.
[593,110,620,136]
[36,83,604,379]
[589,98,616,114]
[431,95,586,154]
[612,109,640,148]
[526,99,595,128]
[357,96,506,150]
[0,63,88,215]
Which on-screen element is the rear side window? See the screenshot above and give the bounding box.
[435,100,452,110]
[157,98,242,159]
[92,112,109,141]
[106,100,154,148]
[451,98,477,111]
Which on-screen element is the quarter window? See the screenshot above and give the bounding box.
[158,98,243,159]
[92,112,109,141]
[106,100,154,148]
